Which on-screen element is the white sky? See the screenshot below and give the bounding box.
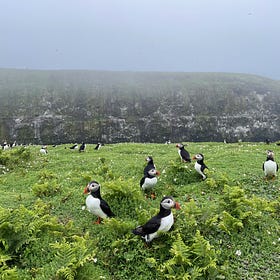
[0,0,279,79]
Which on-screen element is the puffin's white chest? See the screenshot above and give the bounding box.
[195,162,204,175]
[264,160,277,176]
[85,195,107,218]
[40,148,47,154]
[141,177,158,190]
[158,212,174,232]
[194,162,206,179]
[178,150,182,158]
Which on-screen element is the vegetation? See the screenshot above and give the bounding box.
[0,142,279,279]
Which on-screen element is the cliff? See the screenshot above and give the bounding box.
[0,69,280,144]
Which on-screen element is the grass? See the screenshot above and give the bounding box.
[0,142,279,279]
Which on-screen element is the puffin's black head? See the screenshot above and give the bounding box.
[84,180,100,194]
[160,196,180,210]
[266,150,274,159]
[192,153,204,161]
[176,143,184,149]
[146,156,153,163]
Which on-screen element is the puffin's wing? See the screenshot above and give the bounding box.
[181,149,191,162]
[262,163,265,171]
[144,164,154,176]
[277,163,279,171]
[201,164,208,172]
[141,215,161,234]
[140,176,145,187]
[100,199,115,217]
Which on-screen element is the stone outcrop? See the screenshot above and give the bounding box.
[0,69,280,144]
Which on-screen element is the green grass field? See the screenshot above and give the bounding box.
[0,142,279,279]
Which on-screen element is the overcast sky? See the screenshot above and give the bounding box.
[0,0,279,79]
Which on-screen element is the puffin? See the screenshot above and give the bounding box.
[2,141,10,150]
[143,156,156,176]
[83,180,115,224]
[193,153,208,180]
[140,157,160,199]
[132,196,180,243]
[79,142,86,152]
[70,143,78,150]
[140,169,160,193]
[263,150,278,179]
[40,146,48,154]
[176,143,191,162]
[94,143,102,150]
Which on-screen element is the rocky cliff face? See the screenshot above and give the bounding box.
[0,69,280,144]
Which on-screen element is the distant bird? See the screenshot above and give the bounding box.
[94,143,102,150]
[132,196,180,243]
[79,142,86,152]
[69,143,78,150]
[140,156,159,198]
[143,156,156,176]
[83,181,115,224]
[263,150,278,179]
[140,168,160,199]
[2,141,10,150]
[176,143,191,162]
[40,146,48,154]
[193,153,208,180]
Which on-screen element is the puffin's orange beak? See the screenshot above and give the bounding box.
[174,202,181,210]
[83,186,89,194]
[156,170,160,176]
[192,156,196,160]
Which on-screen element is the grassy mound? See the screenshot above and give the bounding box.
[0,142,279,279]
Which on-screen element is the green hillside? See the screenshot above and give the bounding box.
[0,142,279,279]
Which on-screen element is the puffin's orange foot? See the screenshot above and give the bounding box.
[150,193,156,200]
[94,217,101,224]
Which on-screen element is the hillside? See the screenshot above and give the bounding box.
[0,69,280,144]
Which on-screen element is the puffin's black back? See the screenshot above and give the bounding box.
[180,147,191,162]
[100,199,115,217]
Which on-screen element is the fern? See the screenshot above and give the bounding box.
[103,217,135,237]
[191,230,218,273]
[0,204,65,254]
[218,211,243,234]
[50,234,96,280]
[0,250,18,280]
[159,234,193,279]
[218,185,276,233]
[160,232,219,279]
